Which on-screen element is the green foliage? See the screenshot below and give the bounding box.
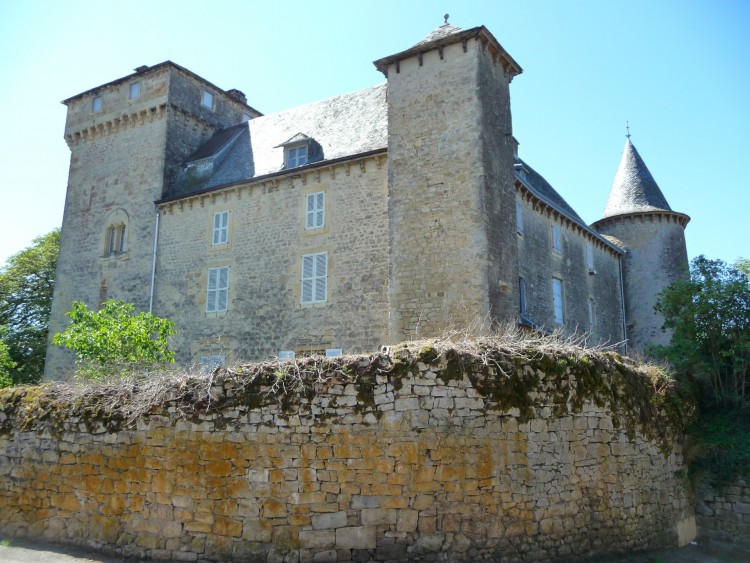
[688,406,750,486]
[650,255,750,407]
[0,327,16,388]
[52,300,175,379]
[0,229,59,385]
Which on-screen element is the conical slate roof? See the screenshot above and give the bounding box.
[600,139,672,220]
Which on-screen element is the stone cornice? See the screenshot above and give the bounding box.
[374,26,522,82]
[515,180,624,257]
[591,210,691,231]
[158,151,388,213]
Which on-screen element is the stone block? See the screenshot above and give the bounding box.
[312,511,348,530]
[336,526,376,550]
[361,508,398,526]
[300,530,336,549]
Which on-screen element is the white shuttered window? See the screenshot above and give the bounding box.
[213,211,229,245]
[306,192,325,230]
[301,252,328,304]
[552,278,564,324]
[206,267,229,312]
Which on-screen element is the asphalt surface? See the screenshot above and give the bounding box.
[1,539,749,562]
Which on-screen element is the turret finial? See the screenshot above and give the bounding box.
[443,14,449,25]
[626,120,631,139]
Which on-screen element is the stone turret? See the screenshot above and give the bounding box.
[374,23,523,341]
[592,139,689,355]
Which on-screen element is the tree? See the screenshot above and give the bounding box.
[0,229,60,384]
[651,256,750,407]
[0,327,16,388]
[52,300,176,379]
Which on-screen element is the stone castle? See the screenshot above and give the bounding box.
[45,22,689,378]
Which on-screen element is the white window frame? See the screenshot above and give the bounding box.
[201,90,214,109]
[92,96,102,113]
[128,81,140,100]
[213,211,230,245]
[516,201,524,234]
[306,192,325,230]
[206,267,229,313]
[301,252,328,304]
[552,277,564,325]
[286,145,308,168]
[552,224,562,255]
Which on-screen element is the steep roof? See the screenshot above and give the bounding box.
[412,23,463,47]
[167,84,387,199]
[600,139,672,220]
[514,158,585,224]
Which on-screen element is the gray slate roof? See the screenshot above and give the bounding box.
[514,157,585,224]
[413,23,463,47]
[169,84,388,198]
[601,139,672,219]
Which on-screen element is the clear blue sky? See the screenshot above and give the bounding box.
[1,0,748,267]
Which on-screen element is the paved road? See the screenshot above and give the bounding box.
[1,540,749,562]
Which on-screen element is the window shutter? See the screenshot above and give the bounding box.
[302,255,314,302]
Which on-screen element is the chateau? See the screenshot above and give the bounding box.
[45,22,689,378]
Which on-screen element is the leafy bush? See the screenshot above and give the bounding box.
[53,300,175,379]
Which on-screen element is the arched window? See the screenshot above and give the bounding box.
[103,210,129,257]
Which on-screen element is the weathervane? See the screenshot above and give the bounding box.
[444,14,449,24]
[626,120,631,139]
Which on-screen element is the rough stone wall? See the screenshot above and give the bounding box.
[696,478,750,550]
[1,347,695,562]
[516,194,624,343]
[385,41,492,341]
[154,153,390,364]
[594,214,688,355]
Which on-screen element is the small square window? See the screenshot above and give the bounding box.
[206,267,229,312]
[306,192,325,230]
[201,90,214,109]
[287,145,308,168]
[92,96,102,113]
[552,225,562,255]
[301,252,327,304]
[129,82,140,100]
[552,277,564,325]
[212,211,230,245]
[516,201,524,234]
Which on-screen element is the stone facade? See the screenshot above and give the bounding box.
[1,345,696,561]
[696,478,750,551]
[45,24,688,378]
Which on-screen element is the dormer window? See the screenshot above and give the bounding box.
[201,90,214,109]
[287,145,308,168]
[277,133,315,170]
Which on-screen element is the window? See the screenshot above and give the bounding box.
[201,90,214,109]
[586,244,595,273]
[588,298,596,328]
[206,267,229,312]
[278,350,296,360]
[92,96,102,113]
[552,278,564,324]
[301,252,327,304]
[118,225,126,253]
[213,211,230,245]
[107,226,116,255]
[552,225,562,255]
[286,145,308,168]
[306,192,325,230]
[519,277,527,316]
[242,113,251,123]
[516,201,524,234]
[128,82,140,100]
[325,348,343,357]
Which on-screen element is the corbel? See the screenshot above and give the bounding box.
[359,160,366,173]
[345,162,351,176]
[329,165,336,179]
[395,60,400,74]
[438,45,444,60]
[461,38,467,53]
[315,169,321,183]
[418,53,423,67]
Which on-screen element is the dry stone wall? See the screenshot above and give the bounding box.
[696,478,750,550]
[0,343,695,562]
